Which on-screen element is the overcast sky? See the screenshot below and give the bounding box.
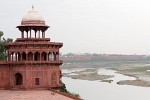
[1,0,150,55]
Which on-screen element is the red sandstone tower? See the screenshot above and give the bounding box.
[0,7,63,90]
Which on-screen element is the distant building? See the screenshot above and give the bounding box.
[0,7,63,90]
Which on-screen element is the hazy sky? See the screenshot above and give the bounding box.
[1,0,150,55]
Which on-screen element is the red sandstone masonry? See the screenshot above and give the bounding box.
[0,8,63,90]
[0,7,77,100]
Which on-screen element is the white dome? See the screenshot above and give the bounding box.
[22,10,44,21]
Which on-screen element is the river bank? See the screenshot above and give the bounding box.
[62,63,150,100]
[62,63,150,87]
[111,64,150,87]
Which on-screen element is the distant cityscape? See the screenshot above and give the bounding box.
[61,53,150,62]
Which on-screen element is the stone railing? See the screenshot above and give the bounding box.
[0,60,63,65]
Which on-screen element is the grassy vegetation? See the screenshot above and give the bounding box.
[113,65,150,73]
[61,60,150,70]
[100,79,113,83]
[126,66,150,72]
[60,84,80,98]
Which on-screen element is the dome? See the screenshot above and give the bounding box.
[20,7,47,26]
[22,10,44,21]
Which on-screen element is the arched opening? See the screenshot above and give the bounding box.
[42,52,47,61]
[22,52,26,60]
[28,52,33,61]
[17,52,21,61]
[48,52,52,61]
[34,52,40,61]
[51,72,57,86]
[11,52,14,61]
[15,73,23,85]
[56,52,59,61]
[52,52,55,61]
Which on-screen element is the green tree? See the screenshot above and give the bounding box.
[0,31,13,61]
[0,31,4,38]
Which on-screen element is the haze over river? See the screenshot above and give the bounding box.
[62,68,150,100]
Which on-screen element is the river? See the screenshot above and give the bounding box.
[62,68,150,100]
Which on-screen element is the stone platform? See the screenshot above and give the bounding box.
[0,90,74,100]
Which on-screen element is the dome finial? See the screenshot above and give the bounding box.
[32,5,34,10]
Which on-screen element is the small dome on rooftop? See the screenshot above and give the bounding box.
[22,7,44,22]
[19,6,48,26]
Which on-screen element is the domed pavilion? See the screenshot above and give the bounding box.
[0,7,63,90]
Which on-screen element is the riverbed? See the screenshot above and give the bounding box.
[62,68,150,100]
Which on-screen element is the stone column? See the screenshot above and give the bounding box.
[40,53,41,61]
[26,53,28,61]
[27,32,28,38]
[35,31,36,38]
[20,53,22,61]
[43,32,45,38]
[38,30,40,38]
[57,53,59,61]
[47,53,48,61]
[8,53,11,61]
[30,29,31,38]
[15,53,17,61]
[42,32,43,38]
[48,53,49,61]
[22,31,24,38]
[54,53,56,61]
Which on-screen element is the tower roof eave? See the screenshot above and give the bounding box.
[16,25,50,28]
[16,24,50,28]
